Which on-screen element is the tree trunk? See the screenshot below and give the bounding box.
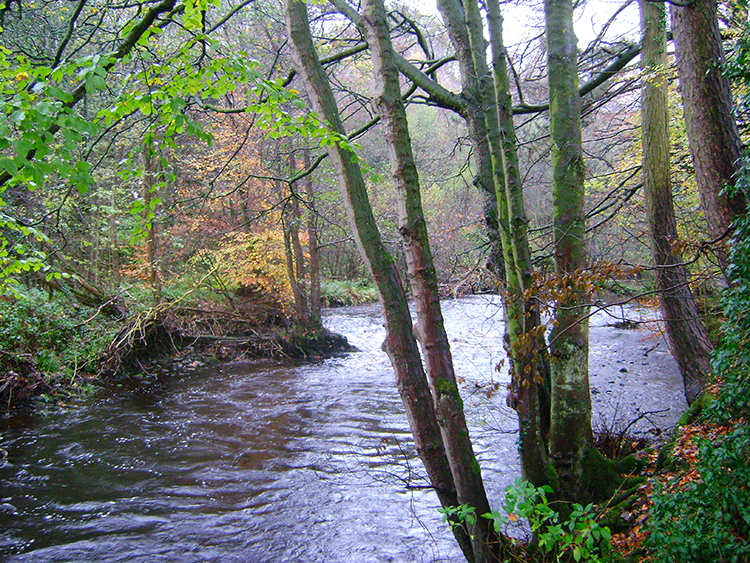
[360,0,503,558]
[485,0,550,487]
[282,206,309,327]
[285,152,311,328]
[109,186,121,290]
[283,1,473,559]
[142,140,161,305]
[435,0,505,283]
[438,0,549,490]
[640,0,713,405]
[670,0,746,271]
[544,0,595,502]
[303,149,322,327]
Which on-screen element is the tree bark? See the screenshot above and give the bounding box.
[485,0,550,488]
[437,0,549,489]
[640,0,713,405]
[670,0,746,271]
[284,1,473,559]
[360,0,503,558]
[544,0,594,502]
[303,149,322,327]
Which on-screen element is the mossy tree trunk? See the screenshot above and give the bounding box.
[485,0,550,488]
[640,0,713,405]
[437,0,549,491]
[544,0,597,502]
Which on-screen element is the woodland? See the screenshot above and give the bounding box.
[0,0,749,561]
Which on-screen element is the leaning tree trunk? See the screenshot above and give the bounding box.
[544,0,596,503]
[284,1,474,559]
[670,0,746,273]
[360,0,504,558]
[640,0,713,405]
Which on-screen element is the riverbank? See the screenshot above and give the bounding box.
[0,287,357,415]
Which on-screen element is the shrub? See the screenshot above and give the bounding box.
[440,479,613,562]
[647,425,750,563]
[320,278,378,307]
[0,288,117,404]
[646,142,750,563]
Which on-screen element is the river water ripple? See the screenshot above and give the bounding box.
[0,295,686,562]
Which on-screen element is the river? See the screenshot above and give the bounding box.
[0,295,686,562]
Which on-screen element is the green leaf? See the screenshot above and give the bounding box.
[9,109,25,124]
[47,85,73,103]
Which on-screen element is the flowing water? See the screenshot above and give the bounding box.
[0,296,686,562]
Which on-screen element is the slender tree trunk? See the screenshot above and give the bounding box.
[544,0,595,502]
[303,149,322,327]
[109,186,121,290]
[284,2,474,559]
[360,0,503,558]
[438,0,549,489]
[282,205,309,327]
[89,189,100,286]
[670,0,746,271]
[286,152,311,327]
[242,188,252,233]
[485,0,550,487]
[142,140,161,304]
[640,0,713,405]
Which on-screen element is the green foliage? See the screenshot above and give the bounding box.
[0,213,51,294]
[0,288,117,386]
[719,0,750,419]
[646,425,750,563]
[710,174,750,419]
[438,502,477,531]
[440,479,612,562]
[647,159,750,562]
[0,1,361,293]
[320,278,378,306]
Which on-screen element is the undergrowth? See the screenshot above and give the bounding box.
[643,167,750,560]
[320,278,378,307]
[0,288,118,408]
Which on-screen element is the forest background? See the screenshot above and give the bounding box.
[0,0,749,561]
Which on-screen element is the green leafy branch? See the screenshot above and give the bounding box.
[440,479,612,562]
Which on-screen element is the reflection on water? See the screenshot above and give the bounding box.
[0,296,685,562]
